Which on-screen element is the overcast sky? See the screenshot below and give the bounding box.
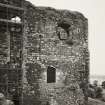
[27,0,105,76]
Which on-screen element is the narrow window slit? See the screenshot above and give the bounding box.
[47,66,56,83]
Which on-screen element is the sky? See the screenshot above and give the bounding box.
[27,0,105,76]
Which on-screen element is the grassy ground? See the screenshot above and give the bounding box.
[88,98,105,105]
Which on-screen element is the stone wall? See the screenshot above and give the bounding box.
[0,0,24,99]
[0,31,10,67]
[22,1,89,105]
[0,0,23,7]
[0,0,89,105]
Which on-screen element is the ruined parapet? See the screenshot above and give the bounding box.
[22,1,89,105]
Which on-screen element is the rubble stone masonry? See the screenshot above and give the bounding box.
[0,0,89,105]
[22,1,89,105]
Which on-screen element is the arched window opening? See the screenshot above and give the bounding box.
[47,66,56,83]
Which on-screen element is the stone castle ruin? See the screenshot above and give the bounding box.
[0,0,89,105]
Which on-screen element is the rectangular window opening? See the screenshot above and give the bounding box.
[47,66,56,83]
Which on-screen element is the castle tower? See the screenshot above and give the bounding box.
[0,1,89,105]
[22,1,89,105]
